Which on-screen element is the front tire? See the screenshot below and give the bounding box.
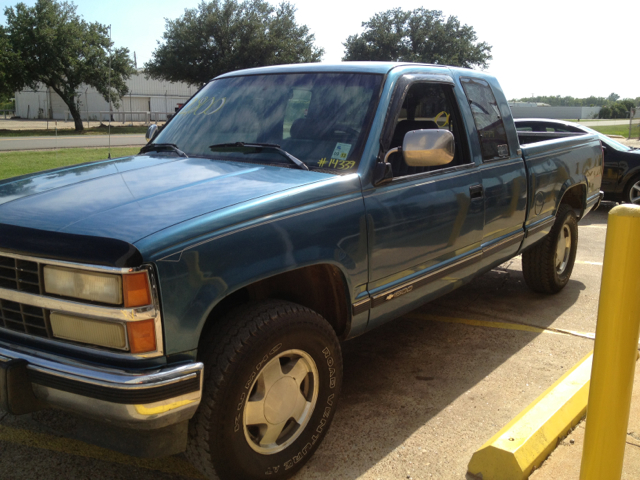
[187,300,342,480]
[522,204,578,294]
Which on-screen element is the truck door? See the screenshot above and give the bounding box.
[363,76,485,330]
[459,77,527,265]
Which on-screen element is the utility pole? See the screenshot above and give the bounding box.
[108,25,112,159]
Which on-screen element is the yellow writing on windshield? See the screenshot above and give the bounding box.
[179,96,227,116]
[318,158,356,169]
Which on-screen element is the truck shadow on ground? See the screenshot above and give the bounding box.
[579,201,614,225]
[299,264,588,479]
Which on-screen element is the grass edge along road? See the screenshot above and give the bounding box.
[0,147,141,180]
[590,124,639,138]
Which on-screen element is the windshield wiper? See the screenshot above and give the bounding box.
[209,142,309,171]
[140,143,188,157]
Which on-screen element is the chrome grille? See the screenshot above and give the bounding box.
[0,299,50,338]
[0,255,41,294]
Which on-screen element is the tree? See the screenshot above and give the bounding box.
[1,0,134,131]
[0,26,22,101]
[342,8,492,69]
[145,0,323,86]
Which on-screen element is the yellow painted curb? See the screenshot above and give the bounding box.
[467,352,593,480]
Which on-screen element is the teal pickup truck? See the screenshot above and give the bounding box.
[0,63,603,479]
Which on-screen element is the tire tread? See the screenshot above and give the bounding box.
[522,204,577,294]
[186,300,339,480]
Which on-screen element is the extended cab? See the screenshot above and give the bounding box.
[0,63,603,480]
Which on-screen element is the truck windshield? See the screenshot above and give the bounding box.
[153,73,383,172]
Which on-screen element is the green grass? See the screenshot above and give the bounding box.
[588,124,639,138]
[0,146,141,180]
[0,125,149,137]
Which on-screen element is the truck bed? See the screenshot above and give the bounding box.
[519,133,603,248]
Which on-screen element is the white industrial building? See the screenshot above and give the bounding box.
[14,72,200,123]
[508,103,601,120]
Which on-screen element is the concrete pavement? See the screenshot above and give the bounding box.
[531,361,640,480]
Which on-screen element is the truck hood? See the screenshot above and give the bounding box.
[0,154,335,244]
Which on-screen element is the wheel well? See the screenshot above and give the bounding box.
[202,265,351,339]
[560,184,586,218]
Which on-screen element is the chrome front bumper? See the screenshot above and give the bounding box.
[0,340,203,430]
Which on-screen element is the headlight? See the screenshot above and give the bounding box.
[43,267,152,308]
[42,265,157,353]
[44,266,123,305]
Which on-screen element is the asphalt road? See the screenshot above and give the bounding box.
[0,203,614,480]
[0,134,146,151]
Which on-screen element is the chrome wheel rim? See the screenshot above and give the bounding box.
[243,349,319,455]
[630,180,640,205]
[555,224,572,274]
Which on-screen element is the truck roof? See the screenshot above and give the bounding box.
[215,61,454,79]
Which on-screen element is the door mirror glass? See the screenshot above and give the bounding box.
[145,124,158,142]
[403,129,455,167]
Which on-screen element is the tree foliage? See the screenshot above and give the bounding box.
[598,102,635,119]
[512,95,639,108]
[145,0,323,85]
[342,8,492,69]
[0,26,22,100]
[1,0,134,131]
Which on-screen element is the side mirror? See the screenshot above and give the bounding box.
[402,129,455,167]
[145,124,159,142]
[373,161,393,186]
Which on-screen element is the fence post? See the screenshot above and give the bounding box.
[579,205,640,479]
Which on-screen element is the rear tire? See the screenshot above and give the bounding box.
[186,300,342,480]
[522,204,578,294]
[623,175,640,205]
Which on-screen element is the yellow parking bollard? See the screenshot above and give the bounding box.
[580,205,640,480]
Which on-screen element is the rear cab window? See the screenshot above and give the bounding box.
[460,77,510,161]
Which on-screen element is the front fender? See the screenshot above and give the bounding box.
[147,193,368,355]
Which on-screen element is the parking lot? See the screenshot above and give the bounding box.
[0,203,612,479]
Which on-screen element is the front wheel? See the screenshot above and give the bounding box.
[522,204,578,294]
[623,175,640,205]
[187,300,342,480]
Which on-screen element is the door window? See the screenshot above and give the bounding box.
[386,83,470,178]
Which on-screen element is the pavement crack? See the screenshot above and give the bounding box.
[0,412,7,423]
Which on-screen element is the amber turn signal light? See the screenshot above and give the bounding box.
[127,319,157,353]
[123,272,152,308]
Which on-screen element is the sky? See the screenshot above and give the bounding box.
[1,0,638,100]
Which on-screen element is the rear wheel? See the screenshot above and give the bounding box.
[522,204,578,294]
[187,300,342,480]
[623,175,640,205]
